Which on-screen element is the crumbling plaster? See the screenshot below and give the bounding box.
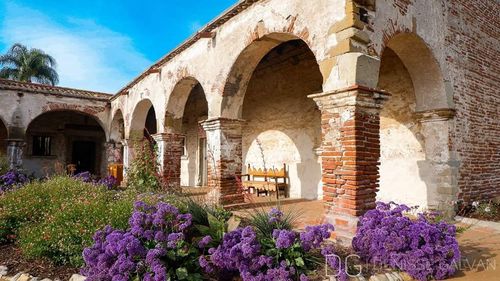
[0,89,109,140]
[370,0,454,110]
[111,0,347,131]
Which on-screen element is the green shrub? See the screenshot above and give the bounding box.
[0,153,8,175]
[126,139,161,192]
[0,176,136,266]
[246,206,299,238]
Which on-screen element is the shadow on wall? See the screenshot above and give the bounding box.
[0,118,7,155]
[378,47,428,208]
[378,33,455,210]
[243,130,321,199]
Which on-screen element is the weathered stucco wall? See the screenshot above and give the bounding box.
[111,0,345,131]
[378,48,427,206]
[0,89,109,139]
[241,41,323,199]
[0,86,110,176]
[180,84,208,187]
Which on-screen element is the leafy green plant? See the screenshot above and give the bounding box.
[0,153,8,175]
[182,197,237,244]
[246,205,299,238]
[0,176,136,266]
[126,139,161,192]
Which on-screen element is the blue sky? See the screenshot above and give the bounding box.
[0,0,237,93]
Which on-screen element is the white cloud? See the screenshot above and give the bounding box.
[189,21,202,33]
[0,3,152,93]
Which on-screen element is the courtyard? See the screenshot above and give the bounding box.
[0,0,499,280]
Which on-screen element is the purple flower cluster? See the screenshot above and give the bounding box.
[300,224,334,251]
[81,226,146,281]
[201,226,296,281]
[74,172,118,189]
[0,169,29,193]
[273,229,296,249]
[268,208,283,224]
[200,209,336,281]
[97,175,119,189]
[352,202,461,281]
[82,201,200,281]
[74,171,94,183]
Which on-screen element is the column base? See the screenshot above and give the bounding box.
[325,208,360,246]
[221,193,245,205]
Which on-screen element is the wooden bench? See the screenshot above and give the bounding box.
[242,164,289,199]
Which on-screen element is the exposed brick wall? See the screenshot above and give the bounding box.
[202,118,245,204]
[156,133,184,191]
[311,86,389,241]
[446,0,500,201]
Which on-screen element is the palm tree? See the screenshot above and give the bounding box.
[0,43,59,85]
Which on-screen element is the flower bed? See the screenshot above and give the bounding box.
[82,203,342,281]
[0,169,30,193]
[353,202,461,281]
[0,176,137,266]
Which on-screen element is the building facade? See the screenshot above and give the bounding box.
[1,0,499,240]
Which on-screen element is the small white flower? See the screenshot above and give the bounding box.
[485,206,491,213]
[472,201,479,207]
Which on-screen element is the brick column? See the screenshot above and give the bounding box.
[201,118,245,205]
[309,85,389,243]
[152,133,184,191]
[7,139,25,169]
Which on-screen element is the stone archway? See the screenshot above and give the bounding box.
[129,99,158,140]
[220,33,320,119]
[25,110,106,177]
[211,35,325,203]
[378,33,457,211]
[108,109,125,165]
[240,39,323,200]
[163,77,209,188]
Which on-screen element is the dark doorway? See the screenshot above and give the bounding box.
[72,141,96,174]
[145,107,157,137]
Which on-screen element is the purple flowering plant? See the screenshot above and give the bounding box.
[82,201,204,281]
[97,175,119,189]
[74,172,118,190]
[352,202,461,281]
[199,208,339,281]
[0,169,30,193]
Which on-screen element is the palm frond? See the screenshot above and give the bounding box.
[0,54,21,67]
[0,67,19,79]
[0,43,59,85]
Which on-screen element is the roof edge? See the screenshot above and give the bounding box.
[111,0,261,101]
[0,78,112,101]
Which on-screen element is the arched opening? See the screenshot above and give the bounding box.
[25,111,106,177]
[110,110,125,142]
[235,38,324,200]
[0,118,7,156]
[166,78,209,188]
[130,99,157,140]
[109,110,125,164]
[378,33,454,209]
